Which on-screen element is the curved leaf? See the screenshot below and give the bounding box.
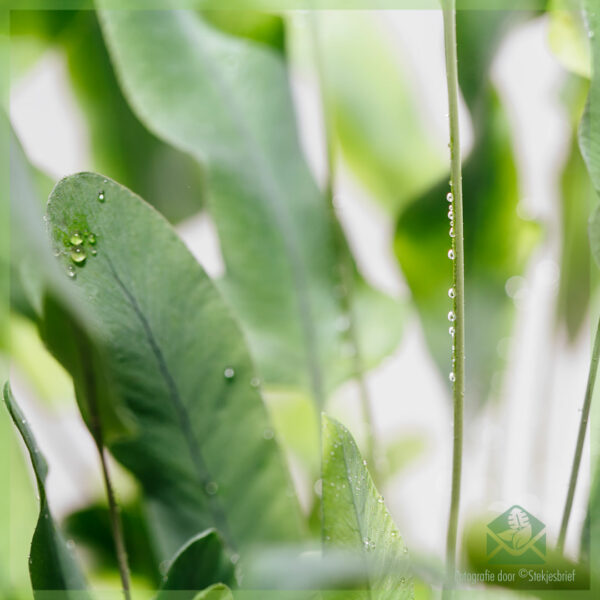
[3,382,89,597]
[96,7,403,403]
[45,172,305,560]
[194,584,233,600]
[158,529,235,598]
[321,415,413,598]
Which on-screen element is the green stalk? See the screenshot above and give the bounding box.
[309,12,377,474]
[557,313,600,553]
[442,1,465,595]
[78,340,131,600]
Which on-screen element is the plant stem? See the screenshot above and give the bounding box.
[78,340,132,600]
[557,313,600,553]
[442,1,465,596]
[309,12,377,474]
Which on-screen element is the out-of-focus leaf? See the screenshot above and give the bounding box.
[97,7,404,405]
[395,12,539,407]
[581,2,600,201]
[557,121,596,341]
[3,383,89,597]
[287,11,444,214]
[45,172,305,561]
[321,415,413,598]
[158,529,235,598]
[194,584,233,600]
[549,0,592,78]
[11,10,206,224]
[203,10,285,53]
[64,500,159,586]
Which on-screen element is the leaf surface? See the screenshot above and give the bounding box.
[321,415,413,599]
[45,172,304,560]
[3,383,89,597]
[96,7,403,403]
[158,529,235,598]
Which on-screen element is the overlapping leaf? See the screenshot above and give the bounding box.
[3,383,89,598]
[45,172,305,560]
[321,415,413,599]
[96,6,404,406]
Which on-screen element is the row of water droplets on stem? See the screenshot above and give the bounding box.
[447,190,456,384]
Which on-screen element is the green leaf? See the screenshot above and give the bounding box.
[2,382,89,596]
[45,172,305,561]
[321,415,413,598]
[193,584,233,600]
[581,2,600,201]
[158,529,235,598]
[287,11,444,213]
[96,7,403,403]
[395,12,539,406]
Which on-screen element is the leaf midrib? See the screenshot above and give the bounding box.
[104,254,235,548]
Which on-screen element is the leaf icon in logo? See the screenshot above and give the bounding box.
[499,507,532,550]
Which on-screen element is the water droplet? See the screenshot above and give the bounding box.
[446,192,453,203]
[90,248,97,256]
[449,372,456,382]
[98,191,105,202]
[448,287,455,299]
[67,266,76,279]
[448,249,455,260]
[362,459,367,466]
[377,496,384,504]
[250,377,260,388]
[449,326,455,336]
[263,428,274,440]
[230,553,240,565]
[70,231,84,246]
[205,481,218,495]
[224,367,235,380]
[447,311,456,322]
[449,227,455,238]
[87,233,97,245]
[447,209,454,220]
[70,247,86,264]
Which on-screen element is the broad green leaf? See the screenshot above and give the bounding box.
[3,383,89,597]
[321,415,413,598]
[395,12,539,406]
[45,172,305,561]
[287,11,444,213]
[158,529,235,598]
[194,584,233,600]
[96,7,403,404]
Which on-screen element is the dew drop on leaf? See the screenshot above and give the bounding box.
[98,191,105,202]
[449,372,456,382]
[205,481,218,495]
[70,247,86,264]
[224,367,235,380]
[446,192,453,203]
[448,249,455,260]
[449,326,455,336]
[87,233,97,245]
[70,232,84,246]
[250,377,260,388]
[67,266,76,279]
[447,311,456,322]
[448,287,455,298]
